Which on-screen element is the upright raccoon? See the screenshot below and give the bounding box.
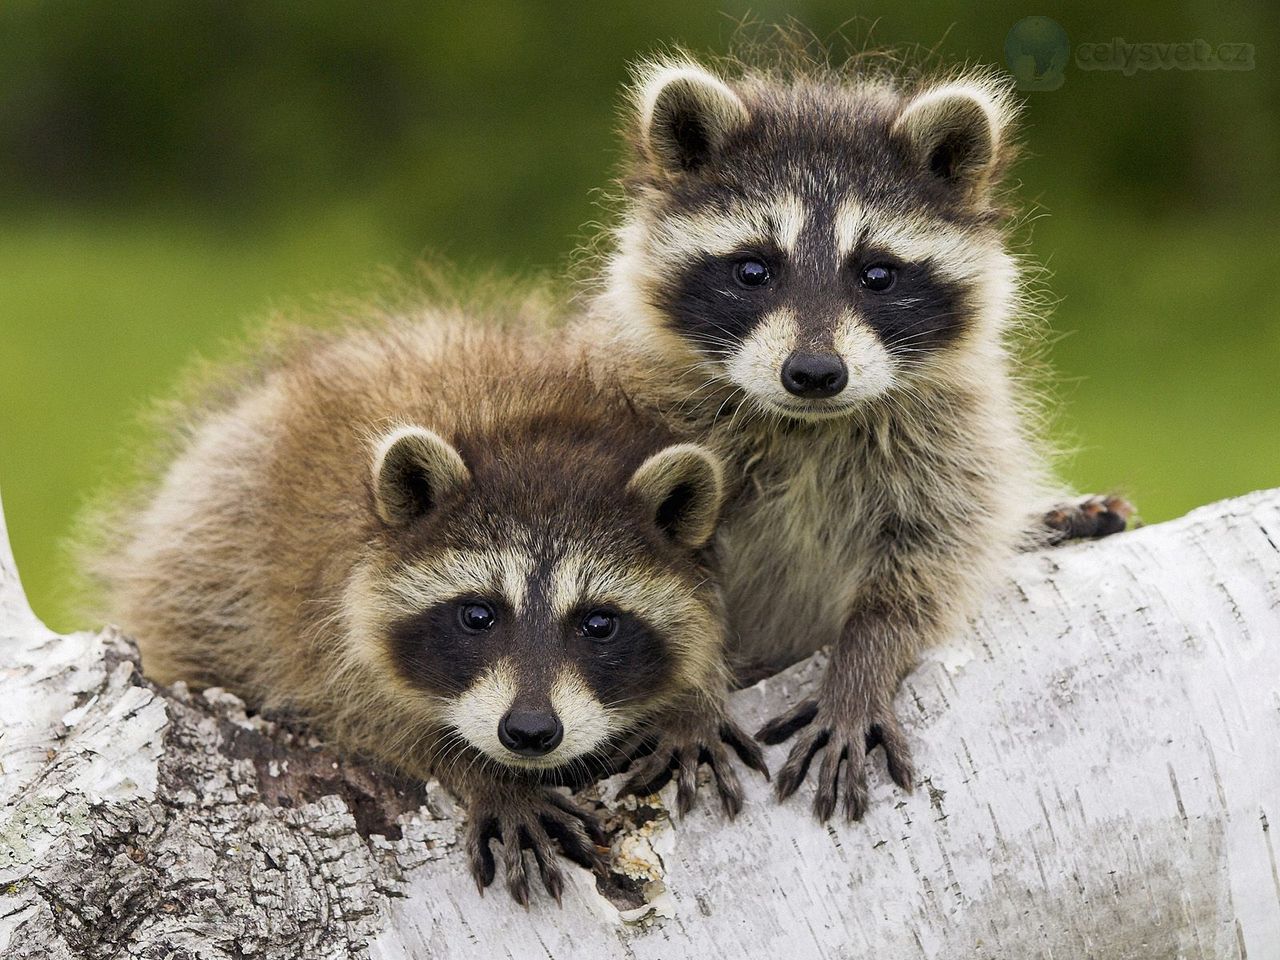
[87,310,763,903]
[583,54,1131,821]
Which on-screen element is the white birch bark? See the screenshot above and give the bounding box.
[2,487,1278,959]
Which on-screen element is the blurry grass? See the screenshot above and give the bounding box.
[0,209,404,631]
[2,207,1278,632]
[1033,207,1280,524]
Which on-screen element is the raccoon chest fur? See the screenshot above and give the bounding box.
[714,426,880,673]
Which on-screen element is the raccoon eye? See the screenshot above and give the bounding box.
[860,264,897,292]
[733,258,771,289]
[458,601,496,632]
[580,610,619,641]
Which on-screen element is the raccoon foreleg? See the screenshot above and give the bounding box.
[757,605,919,822]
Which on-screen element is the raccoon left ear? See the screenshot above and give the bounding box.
[371,426,470,526]
[627,443,725,549]
[635,61,749,173]
[893,83,1007,192]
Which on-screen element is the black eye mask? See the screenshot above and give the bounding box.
[658,246,787,349]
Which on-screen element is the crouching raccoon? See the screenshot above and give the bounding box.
[84,310,764,904]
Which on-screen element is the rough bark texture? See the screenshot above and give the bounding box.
[2,489,1278,959]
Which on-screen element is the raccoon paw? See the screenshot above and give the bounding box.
[1043,494,1136,545]
[757,694,914,823]
[619,715,768,819]
[465,785,607,907]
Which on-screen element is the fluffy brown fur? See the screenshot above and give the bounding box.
[83,304,766,904]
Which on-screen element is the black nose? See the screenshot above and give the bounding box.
[780,352,848,399]
[498,710,564,757]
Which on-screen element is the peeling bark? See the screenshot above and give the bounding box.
[2,490,1278,959]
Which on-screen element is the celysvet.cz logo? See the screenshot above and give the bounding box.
[1004,17,1256,91]
[1077,38,1254,75]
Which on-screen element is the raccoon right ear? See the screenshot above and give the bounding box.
[371,426,470,526]
[892,81,1009,194]
[635,61,749,173]
[627,443,725,549]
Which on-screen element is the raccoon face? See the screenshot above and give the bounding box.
[354,426,724,772]
[615,60,1019,422]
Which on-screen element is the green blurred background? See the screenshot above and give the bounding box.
[2,2,1277,631]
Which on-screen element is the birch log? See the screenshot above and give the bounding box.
[2,488,1278,960]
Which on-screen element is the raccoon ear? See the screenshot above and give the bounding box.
[371,426,470,526]
[893,83,1007,192]
[636,62,748,173]
[627,443,725,549]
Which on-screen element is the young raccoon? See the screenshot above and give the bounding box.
[87,312,764,904]
[582,53,1132,821]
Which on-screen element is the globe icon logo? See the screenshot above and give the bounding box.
[1005,17,1070,91]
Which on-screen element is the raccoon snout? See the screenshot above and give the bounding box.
[781,351,848,399]
[498,709,564,757]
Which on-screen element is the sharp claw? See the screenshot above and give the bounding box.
[502,827,534,906]
[843,758,869,822]
[580,815,607,849]
[721,721,771,780]
[870,716,916,791]
[709,745,745,819]
[468,820,498,891]
[844,796,867,822]
[756,699,819,745]
[582,820,607,850]
[745,743,771,781]
[708,750,740,818]
[774,770,797,801]
[569,846,607,880]
[531,845,565,906]
[674,748,699,817]
[509,878,531,909]
[720,783,743,819]
[775,728,828,801]
[812,745,844,822]
[675,785,694,817]
[887,750,915,791]
[526,823,563,904]
[812,791,836,822]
